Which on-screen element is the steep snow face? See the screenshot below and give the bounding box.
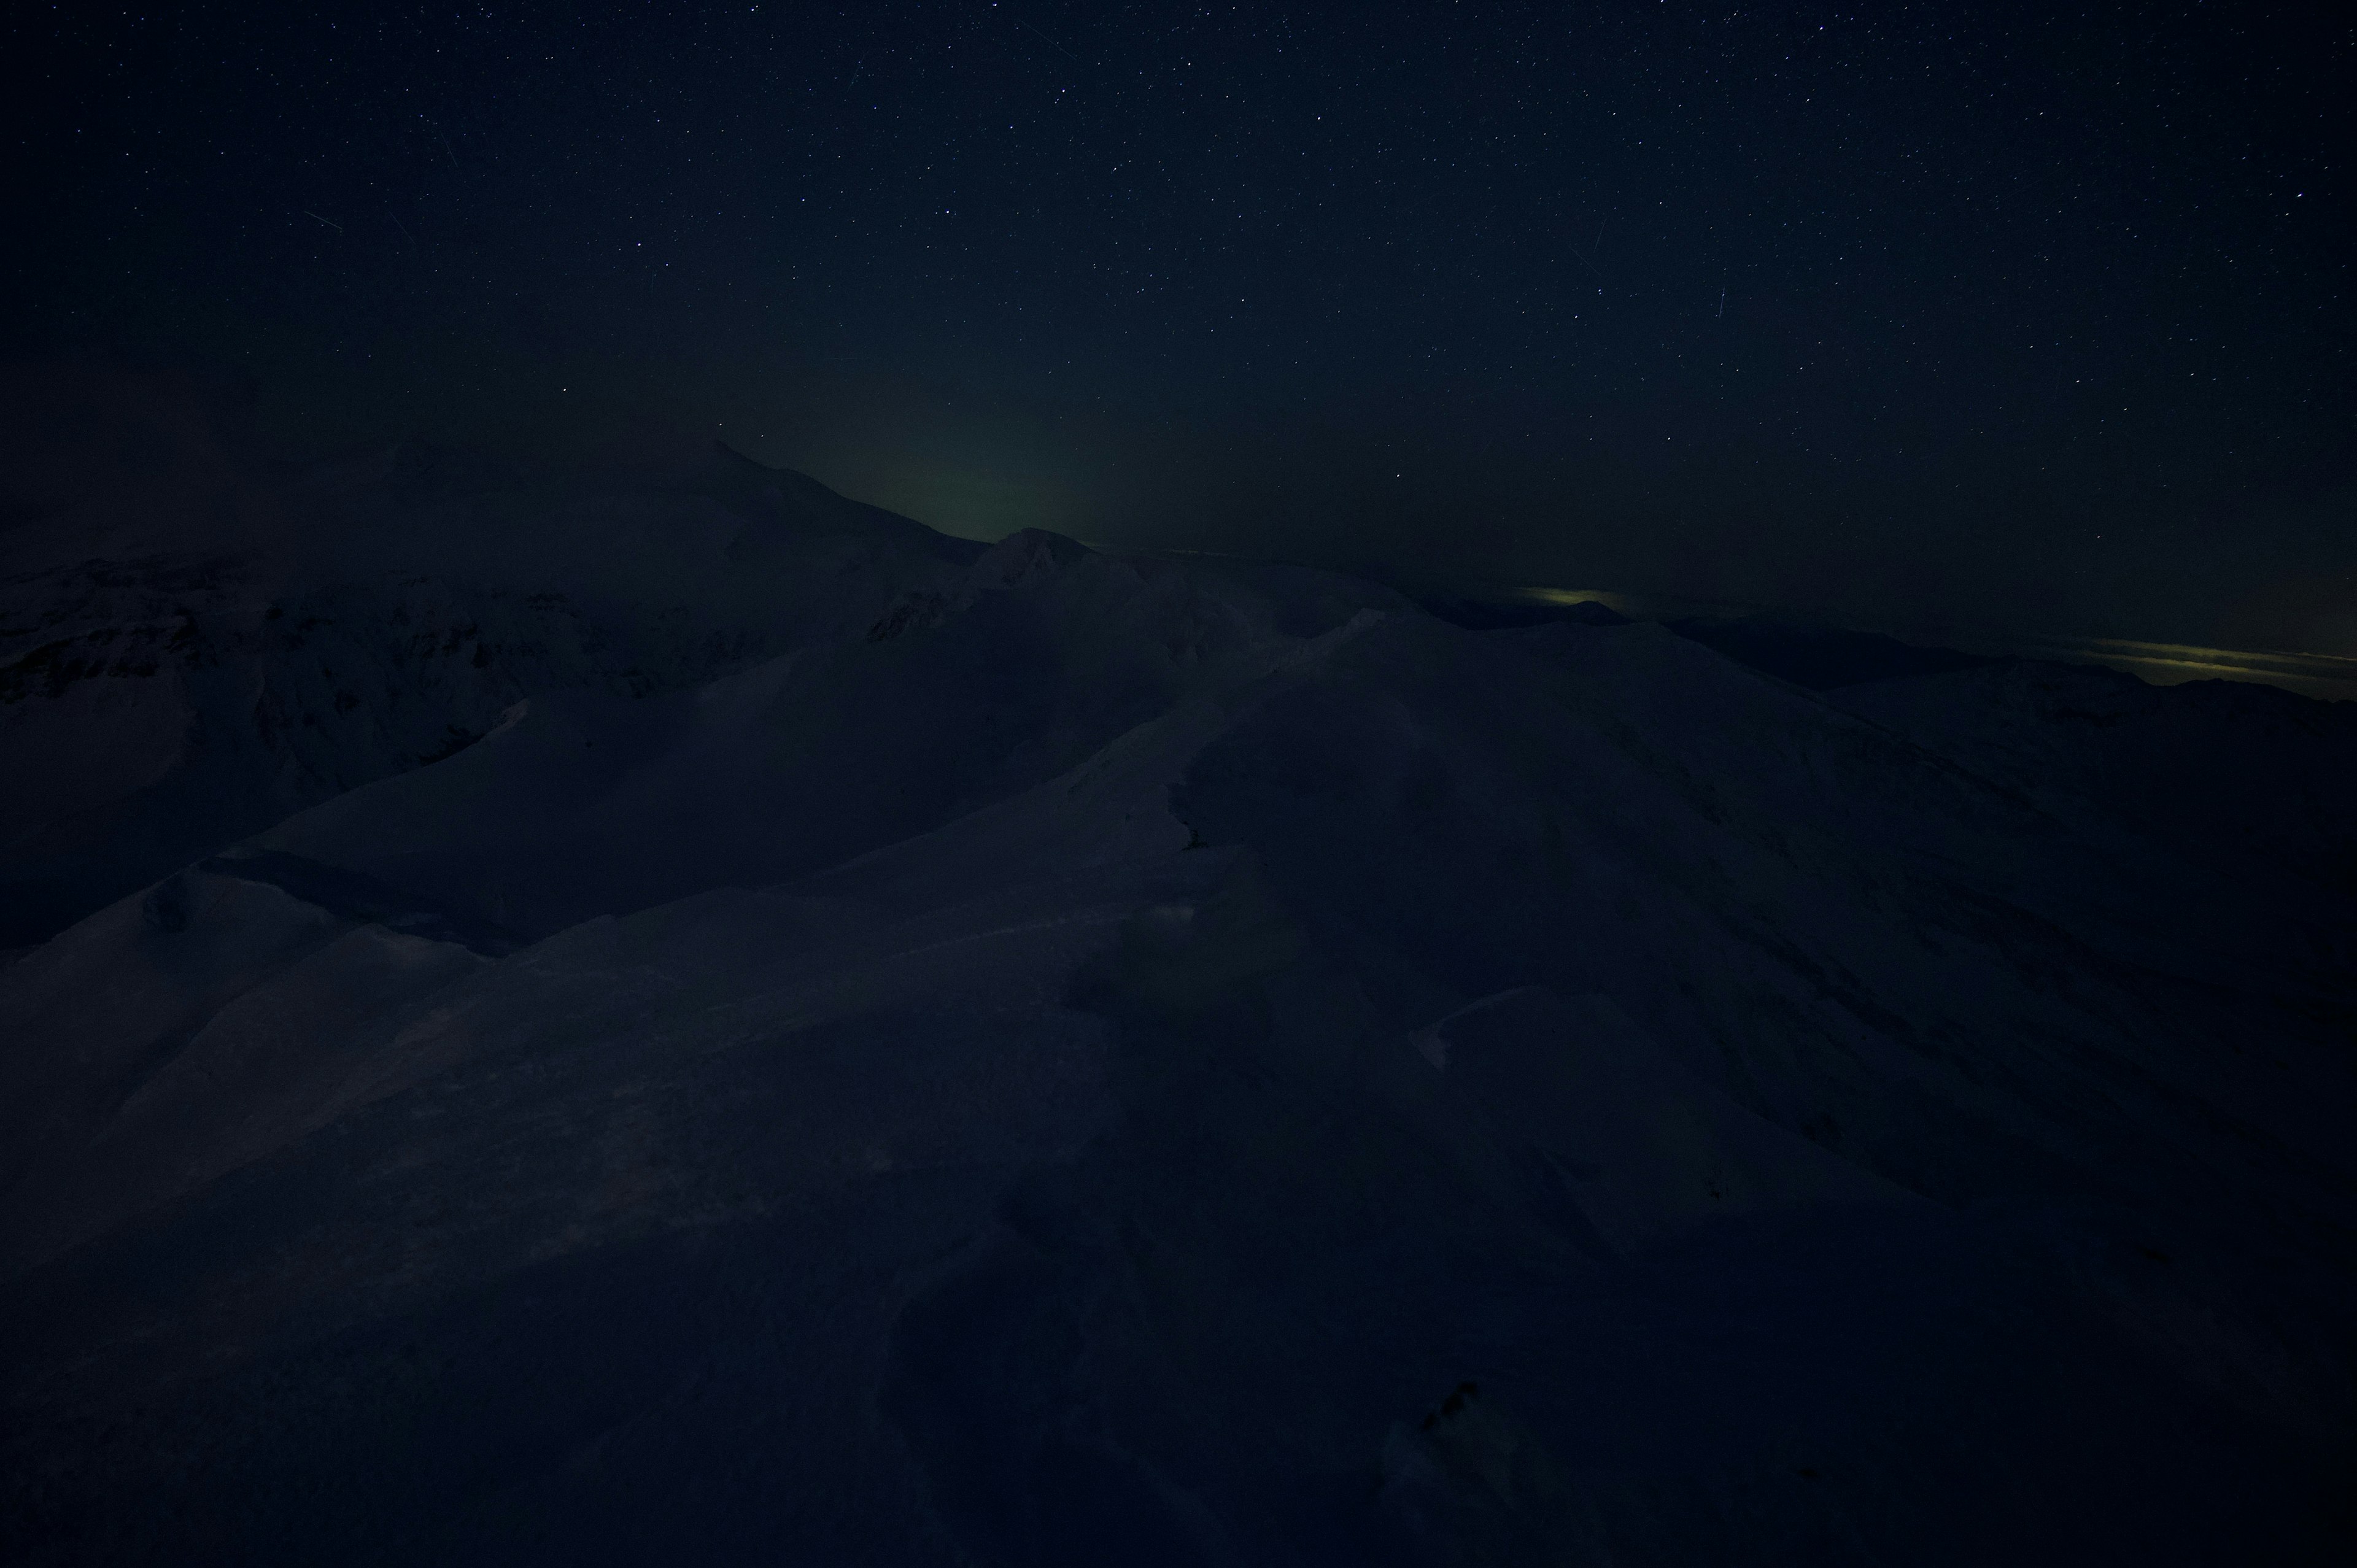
[1,509,2353,1564]
[1830,654,2357,902]
[234,536,1387,941]
[0,443,981,946]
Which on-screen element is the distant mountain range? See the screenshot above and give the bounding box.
[4,439,2353,1564]
[1434,584,2357,703]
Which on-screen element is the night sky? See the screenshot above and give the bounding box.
[9,2,2353,652]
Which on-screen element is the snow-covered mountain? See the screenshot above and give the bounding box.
[3,437,2352,1564]
[0,438,982,948]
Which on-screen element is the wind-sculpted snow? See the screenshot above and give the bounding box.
[1830,654,2357,903]
[2,460,2352,1564]
[0,442,981,948]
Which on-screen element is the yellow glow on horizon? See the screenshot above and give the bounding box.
[1509,586,1643,616]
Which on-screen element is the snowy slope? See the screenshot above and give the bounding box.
[2,463,2353,1563]
[0,439,981,946]
[1830,654,2357,902]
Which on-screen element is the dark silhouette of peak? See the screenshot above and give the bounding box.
[1420,594,1629,631]
[974,527,1093,582]
[703,437,768,474]
[1668,614,1993,690]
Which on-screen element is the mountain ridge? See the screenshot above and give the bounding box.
[2,443,2353,1563]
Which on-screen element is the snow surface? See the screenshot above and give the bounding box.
[2,444,2353,1564]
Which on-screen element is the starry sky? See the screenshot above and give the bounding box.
[8,2,2353,652]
